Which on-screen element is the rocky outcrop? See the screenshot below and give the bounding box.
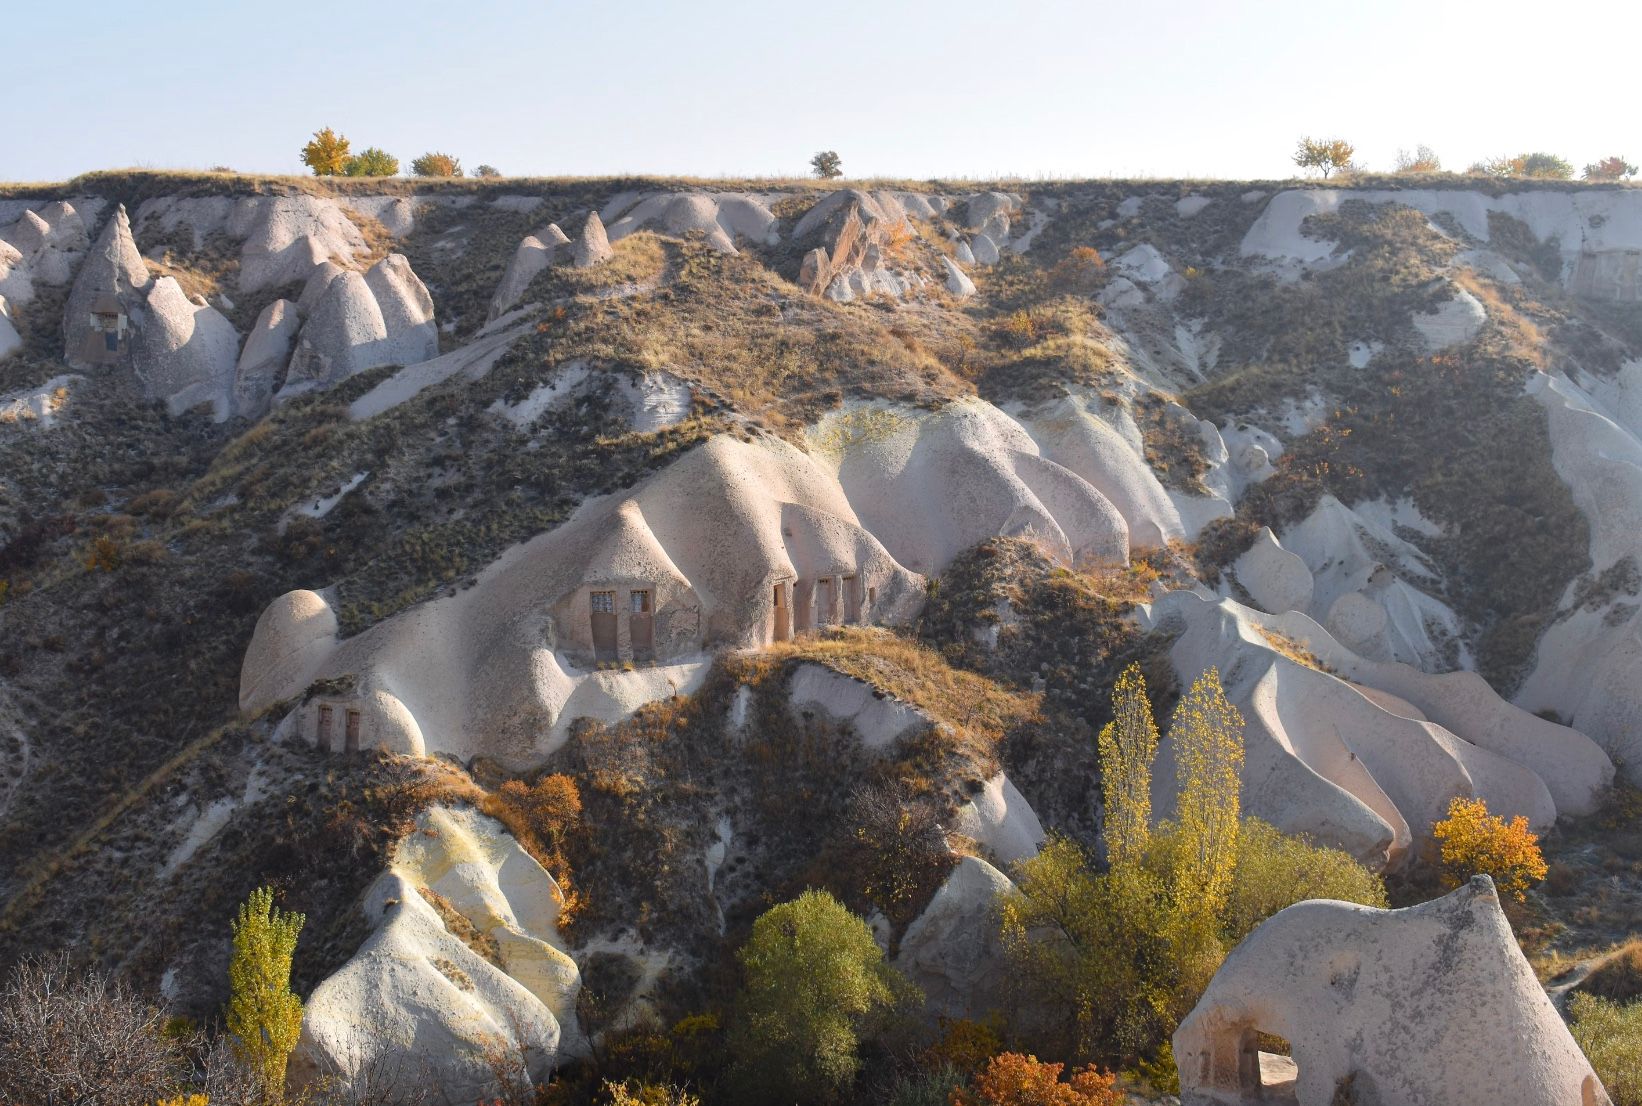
[232,299,301,418]
[132,277,240,419]
[489,224,570,319]
[1174,876,1612,1106]
[952,773,1045,867]
[294,806,581,1100]
[602,192,779,254]
[0,297,18,361]
[63,205,152,368]
[941,256,976,298]
[896,857,1015,1019]
[0,201,89,305]
[570,212,612,269]
[284,255,437,392]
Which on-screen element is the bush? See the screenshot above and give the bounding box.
[728,890,916,1103]
[1570,993,1642,1106]
[1431,796,1547,901]
[1049,247,1105,293]
[811,150,843,180]
[1220,818,1388,945]
[953,1052,1123,1106]
[0,955,192,1105]
[344,147,400,177]
[475,164,503,178]
[1582,941,1642,1005]
[841,781,953,922]
[885,1064,965,1106]
[1585,156,1640,182]
[1471,152,1575,180]
[601,1079,701,1106]
[300,127,351,176]
[1394,144,1442,173]
[411,151,463,178]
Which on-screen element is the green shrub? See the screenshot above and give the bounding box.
[1582,941,1642,1005]
[1570,993,1642,1106]
[728,890,916,1103]
[343,147,399,177]
[1221,818,1388,945]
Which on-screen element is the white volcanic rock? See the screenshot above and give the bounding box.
[0,201,88,294]
[941,256,976,298]
[239,590,339,712]
[1175,877,1612,1106]
[235,196,372,293]
[1243,186,1642,301]
[966,192,1018,229]
[294,806,579,1099]
[895,857,1016,1019]
[570,212,613,268]
[489,224,570,318]
[1138,590,1590,870]
[604,192,778,254]
[0,374,78,427]
[242,434,927,766]
[285,255,437,391]
[1518,370,1642,777]
[0,298,18,361]
[952,773,1045,868]
[1233,527,1314,615]
[1413,285,1487,349]
[132,277,240,420]
[64,205,152,367]
[821,398,1129,575]
[233,299,300,418]
[787,663,932,750]
[970,233,1000,266]
[297,260,346,313]
[1279,496,1465,671]
[955,240,976,266]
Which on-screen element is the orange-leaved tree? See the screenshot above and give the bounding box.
[953,1052,1123,1106]
[300,128,350,176]
[1432,796,1547,901]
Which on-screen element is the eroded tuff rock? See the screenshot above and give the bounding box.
[1175,876,1611,1106]
[284,255,437,392]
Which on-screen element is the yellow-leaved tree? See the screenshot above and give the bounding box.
[227,886,306,1097]
[299,128,350,176]
[1097,663,1158,872]
[1166,667,1245,990]
[1431,796,1548,901]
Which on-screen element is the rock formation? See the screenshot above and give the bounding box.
[63,204,151,368]
[602,191,779,254]
[896,857,1016,1019]
[232,299,300,418]
[569,211,612,268]
[283,255,437,392]
[489,223,570,319]
[294,806,580,1100]
[131,277,240,419]
[1174,876,1612,1106]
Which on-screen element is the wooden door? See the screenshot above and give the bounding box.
[773,582,790,642]
[345,710,361,753]
[843,576,860,624]
[629,590,654,662]
[591,591,618,662]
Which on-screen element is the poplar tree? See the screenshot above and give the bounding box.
[227,886,306,1098]
[1169,667,1245,930]
[1097,663,1158,871]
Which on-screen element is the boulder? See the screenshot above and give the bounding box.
[489,224,569,319]
[570,211,613,268]
[970,234,1000,266]
[941,256,976,298]
[0,296,18,361]
[895,857,1015,1019]
[233,299,300,418]
[952,773,1044,867]
[1174,876,1612,1106]
[799,247,832,295]
[955,239,976,266]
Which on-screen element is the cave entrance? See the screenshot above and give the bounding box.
[591,590,618,662]
[316,705,333,752]
[630,589,654,662]
[816,576,836,626]
[345,709,361,753]
[842,575,860,624]
[1242,1030,1298,1105]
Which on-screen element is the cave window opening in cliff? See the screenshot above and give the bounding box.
[591,590,618,662]
[316,704,333,752]
[1241,1028,1298,1103]
[630,589,655,663]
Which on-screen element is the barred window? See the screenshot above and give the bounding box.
[591,591,615,613]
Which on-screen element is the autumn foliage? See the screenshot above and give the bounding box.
[1432,796,1548,901]
[952,1052,1122,1106]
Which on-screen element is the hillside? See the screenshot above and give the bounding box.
[2,170,1640,1101]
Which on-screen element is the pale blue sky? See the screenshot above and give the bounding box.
[9,0,1635,182]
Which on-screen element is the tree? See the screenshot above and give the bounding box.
[343,147,400,177]
[1220,818,1388,945]
[953,1052,1123,1106]
[1585,156,1639,182]
[728,890,914,1102]
[1431,796,1547,901]
[810,150,843,180]
[1394,144,1442,173]
[475,164,503,178]
[1293,137,1355,179]
[1569,993,1642,1106]
[227,886,306,1096]
[1097,663,1158,871]
[1168,667,1244,924]
[300,128,351,176]
[410,152,463,178]
[842,781,952,922]
[0,953,190,1106]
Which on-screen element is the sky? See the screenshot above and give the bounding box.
[8,0,1638,183]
